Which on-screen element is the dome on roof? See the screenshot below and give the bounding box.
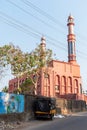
[41,36,46,44]
[41,36,46,41]
[67,14,74,23]
[68,14,74,20]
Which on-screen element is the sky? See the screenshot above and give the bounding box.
[0,0,87,91]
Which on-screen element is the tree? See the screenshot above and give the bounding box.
[6,44,25,93]
[0,41,53,94]
[20,78,34,94]
[19,44,53,94]
[0,44,24,93]
[2,86,8,93]
[0,45,12,79]
[8,43,53,94]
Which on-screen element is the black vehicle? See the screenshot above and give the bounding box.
[33,96,56,120]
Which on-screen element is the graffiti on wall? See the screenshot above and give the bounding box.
[0,92,24,114]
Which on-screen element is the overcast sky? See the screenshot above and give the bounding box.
[0,0,87,91]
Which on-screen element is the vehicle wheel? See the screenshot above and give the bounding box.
[50,114,54,120]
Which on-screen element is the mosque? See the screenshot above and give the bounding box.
[9,15,87,102]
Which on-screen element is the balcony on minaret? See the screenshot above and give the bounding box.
[67,34,76,42]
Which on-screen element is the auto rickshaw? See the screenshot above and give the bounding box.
[33,96,56,120]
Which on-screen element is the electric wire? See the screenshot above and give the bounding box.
[0,1,87,60]
[0,11,67,53]
[0,10,87,60]
[5,0,66,35]
[0,0,87,91]
[21,0,65,28]
[6,0,87,51]
[21,0,87,47]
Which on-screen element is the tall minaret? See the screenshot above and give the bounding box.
[40,36,46,66]
[67,15,76,63]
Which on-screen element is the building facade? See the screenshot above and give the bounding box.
[36,15,82,99]
[9,15,84,100]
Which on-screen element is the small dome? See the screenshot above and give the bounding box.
[68,14,74,20]
[67,14,74,23]
[41,36,46,41]
[41,36,46,44]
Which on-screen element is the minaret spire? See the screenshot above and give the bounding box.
[67,15,76,63]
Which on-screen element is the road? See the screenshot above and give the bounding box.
[17,112,87,130]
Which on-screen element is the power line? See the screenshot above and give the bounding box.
[0,13,41,39]
[21,0,65,28]
[0,16,68,61]
[0,2,87,60]
[0,10,87,60]
[21,1,87,51]
[5,0,66,35]
[0,11,42,36]
[21,0,87,48]
[6,0,87,49]
[0,11,67,52]
[0,10,67,49]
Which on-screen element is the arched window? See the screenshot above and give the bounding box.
[62,76,66,85]
[67,77,72,93]
[61,76,66,94]
[55,75,60,93]
[74,79,78,94]
[44,73,50,96]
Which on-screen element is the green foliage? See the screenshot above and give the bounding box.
[20,78,34,94]
[0,42,53,94]
[2,86,8,93]
[0,45,12,78]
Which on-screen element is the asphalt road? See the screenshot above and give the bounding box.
[17,112,87,130]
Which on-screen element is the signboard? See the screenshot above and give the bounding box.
[0,92,24,114]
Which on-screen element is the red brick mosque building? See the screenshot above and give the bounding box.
[9,15,87,102]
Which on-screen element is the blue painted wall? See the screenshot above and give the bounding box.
[0,92,24,114]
